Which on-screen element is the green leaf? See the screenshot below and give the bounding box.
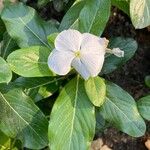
[0,88,48,149]
[1,2,58,48]
[13,76,63,102]
[59,0,85,31]
[0,56,12,84]
[130,0,150,29]
[85,77,106,107]
[48,76,95,150]
[37,0,50,8]
[47,33,58,49]
[111,0,129,15]
[0,19,5,41]
[137,95,150,121]
[102,37,137,74]
[7,46,54,77]
[145,75,150,88]
[0,130,11,150]
[0,32,18,59]
[79,0,111,36]
[99,81,146,137]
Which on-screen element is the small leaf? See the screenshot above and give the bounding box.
[85,77,106,107]
[130,0,150,29]
[13,76,63,102]
[59,0,85,31]
[137,95,150,121]
[102,37,137,74]
[0,56,12,84]
[99,81,146,137]
[0,88,49,149]
[1,2,58,48]
[145,75,150,88]
[7,46,54,77]
[79,0,111,36]
[47,33,58,49]
[48,76,95,150]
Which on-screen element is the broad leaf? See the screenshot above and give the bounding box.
[85,77,106,107]
[0,130,11,150]
[79,0,111,36]
[0,32,18,59]
[102,37,137,74]
[13,76,63,102]
[0,56,12,84]
[48,76,95,150]
[7,46,54,77]
[130,0,150,29]
[111,0,129,15]
[1,2,57,48]
[0,88,48,149]
[99,81,146,137]
[137,95,150,121]
[59,0,85,31]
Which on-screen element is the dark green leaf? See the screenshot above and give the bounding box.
[1,2,58,48]
[137,95,150,121]
[130,0,150,29]
[101,37,137,74]
[99,81,146,137]
[48,76,95,149]
[0,88,48,149]
[79,0,111,36]
[0,56,12,83]
[0,18,5,41]
[7,46,54,77]
[145,75,150,88]
[85,77,106,107]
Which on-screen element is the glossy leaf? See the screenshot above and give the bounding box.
[0,56,12,84]
[85,77,106,107]
[48,76,95,150]
[79,0,111,36]
[59,0,85,31]
[99,81,146,137]
[0,130,11,150]
[0,88,49,149]
[111,0,129,15]
[102,37,137,74]
[130,0,150,29]
[7,46,54,77]
[13,76,63,102]
[1,2,57,48]
[137,95,150,121]
[0,32,18,59]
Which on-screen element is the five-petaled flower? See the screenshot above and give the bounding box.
[48,29,124,80]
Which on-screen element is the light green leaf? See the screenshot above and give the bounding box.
[13,76,63,102]
[1,2,58,48]
[0,32,18,59]
[7,46,54,77]
[99,81,146,137]
[48,76,95,150]
[137,95,150,121]
[0,88,48,149]
[0,130,11,150]
[79,0,111,36]
[47,33,58,49]
[0,56,12,84]
[130,0,150,29]
[59,0,85,31]
[85,77,106,107]
[111,0,129,15]
[102,37,137,74]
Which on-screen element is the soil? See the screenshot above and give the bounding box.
[22,1,150,150]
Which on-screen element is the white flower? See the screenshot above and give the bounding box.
[48,29,124,80]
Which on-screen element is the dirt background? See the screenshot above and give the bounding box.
[22,1,150,150]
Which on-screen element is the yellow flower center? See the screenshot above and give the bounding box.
[74,51,81,58]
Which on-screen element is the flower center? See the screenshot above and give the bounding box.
[74,51,81,58]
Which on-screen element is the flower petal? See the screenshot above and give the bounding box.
[48,49,75,75]
[81,53,105,77]
[71,57,90,80]
[81,33,108,54]
[55,29,82,52]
